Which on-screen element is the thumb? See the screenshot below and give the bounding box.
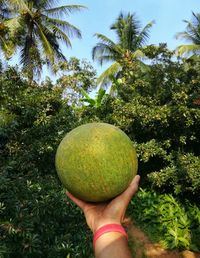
[118,175,140,205]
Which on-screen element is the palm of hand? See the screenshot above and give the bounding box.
[66,175,140,233]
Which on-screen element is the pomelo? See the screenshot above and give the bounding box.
[55,122,138,202]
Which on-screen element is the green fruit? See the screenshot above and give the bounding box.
[55,122,138,202]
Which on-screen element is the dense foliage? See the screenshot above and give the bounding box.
[129,188,200,251]
[0,45,200,257]
[79,45,200,202]
[0,67,93,257]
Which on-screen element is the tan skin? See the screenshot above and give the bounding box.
[66,175,140,258]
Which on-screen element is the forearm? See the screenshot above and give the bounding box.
[94,232,132,258]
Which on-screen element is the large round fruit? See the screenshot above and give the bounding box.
[55,122,138,202]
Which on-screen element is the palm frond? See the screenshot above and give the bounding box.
[176,31,190,40]
[110,12,147,51]
[176,26,200,44]
[47,24,72,47]
[176,44,200,57]
[135,20,155,47]
[0,35,13,58]
[8,0,32,16]
[132,49,146,59]
[111,12,141,44]
[4,16,22,37]
[92,36,121,65]
[38,27,66,62]
[92,43,115,64]
[43,16,82,39]
[93,54,116,66]
[97,62,121,88]
[36,0,57,9]
[45,4,86,17]
[176,12,200,45]
[94,33,116,47]
[34,21,54,62]
[47,38,66,62]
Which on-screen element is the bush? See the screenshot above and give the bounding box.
[128,188,200,251]
[1,47,200,257]
[0,67,94,258]
[0,174,93,258]
[78,46,200,200]
[148,153,200,199]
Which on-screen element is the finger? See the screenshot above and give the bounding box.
[65,191,87,210]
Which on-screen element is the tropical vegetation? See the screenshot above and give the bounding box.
[0,3,200,257]
[92,12,154,88]
[0,0,85,80]
[176,12,200,57]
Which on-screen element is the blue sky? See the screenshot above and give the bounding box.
[58,0,200,77]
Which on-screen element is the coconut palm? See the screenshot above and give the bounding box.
[176,12,200,57]
[0,0,14,57]
[92,12,154,88]
[4,0,85,80]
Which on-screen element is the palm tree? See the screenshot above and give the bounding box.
[92,12,154,88]
[0,0,14,57]
[176,12,200,57]
[4,0,86,81]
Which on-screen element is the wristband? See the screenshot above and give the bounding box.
[93,223,128,249]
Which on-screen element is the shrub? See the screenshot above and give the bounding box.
[78,45,200,200]
[129,188,200,251]
[0,67,94,258]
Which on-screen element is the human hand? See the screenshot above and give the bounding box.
[66,175,140,233]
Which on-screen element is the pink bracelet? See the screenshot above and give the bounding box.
[93,223,128,249]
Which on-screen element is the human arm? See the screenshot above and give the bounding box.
[66,175,140,258]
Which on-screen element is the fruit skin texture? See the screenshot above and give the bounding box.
[55,122,138,202]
